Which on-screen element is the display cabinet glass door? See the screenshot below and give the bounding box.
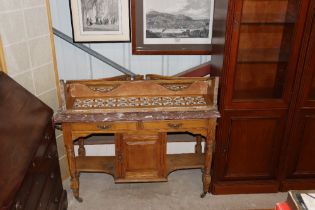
[232,0,299,101]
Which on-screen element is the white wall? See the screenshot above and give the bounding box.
[49,0,211,80]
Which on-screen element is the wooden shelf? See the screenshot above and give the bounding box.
[76,156,115,176]
[237,48,290,63]
[241,0,298,24]
[76,154,204,178]
[241,21,295,25]
[167,153,204,174]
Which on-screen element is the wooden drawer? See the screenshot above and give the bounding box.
[11,173,34,210]
[24,173,47,210]
[142,119,208,131]
[71,122,137,132]
[37,163,60,210]
[33,124,54,159]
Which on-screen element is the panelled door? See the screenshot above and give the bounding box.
[281,0,315,190]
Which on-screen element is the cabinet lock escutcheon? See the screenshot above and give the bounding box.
[117,151,122,162]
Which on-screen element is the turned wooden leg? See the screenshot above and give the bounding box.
[195,135,202,154]
[65,145,82,202]
[201,120,216,198]
[78,138,86,157]
[63,124,83,202]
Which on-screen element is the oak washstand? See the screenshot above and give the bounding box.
[54,75,219,201]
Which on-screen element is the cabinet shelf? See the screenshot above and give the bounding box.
[241,22,295,25]
[237,61,288,65]
[75,153,205,178]
[233,62,286,100]
[237,48,290,63]
[76,156,115,175]
[241,0,298,25]
[167,153,204,174]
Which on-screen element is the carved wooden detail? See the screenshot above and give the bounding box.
[73,95,208,109]
[87,85,120,93]
[160,83,192,91]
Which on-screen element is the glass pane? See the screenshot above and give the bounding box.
[234,63,286,99]
[233,0,299,100]
[242,0,297,23]
[237,24,293,62]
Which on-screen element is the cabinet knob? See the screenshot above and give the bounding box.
[48,151,57,159]
[15,200,23,209]
[50,172,55,179]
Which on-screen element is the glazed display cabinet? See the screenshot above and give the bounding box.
[211,0,315,194]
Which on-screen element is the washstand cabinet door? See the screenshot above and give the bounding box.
[115,133,167,182]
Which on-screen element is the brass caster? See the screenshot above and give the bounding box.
[200,192,207,198]
[75,196,83,202]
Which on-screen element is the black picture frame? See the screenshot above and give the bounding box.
[69,0,131,43]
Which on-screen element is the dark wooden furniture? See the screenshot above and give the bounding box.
[0,72,67,210]
[280,0,315,191]
[211,0,315,194]
[54,76,219,201]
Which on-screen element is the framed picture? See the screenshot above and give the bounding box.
[69,0,131,42]
[131,0,214,55]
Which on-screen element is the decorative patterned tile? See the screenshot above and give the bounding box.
[73,95,208,109]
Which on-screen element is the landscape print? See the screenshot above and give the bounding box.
[143,0,213,44]
[79,0,121,34]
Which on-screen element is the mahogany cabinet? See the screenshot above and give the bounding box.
[281,0,315,191]
[211,0,315,194]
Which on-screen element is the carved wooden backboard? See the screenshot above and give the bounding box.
[60,75,218,114]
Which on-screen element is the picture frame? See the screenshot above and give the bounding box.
[131,0,214,55]
[69,0,131,43]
